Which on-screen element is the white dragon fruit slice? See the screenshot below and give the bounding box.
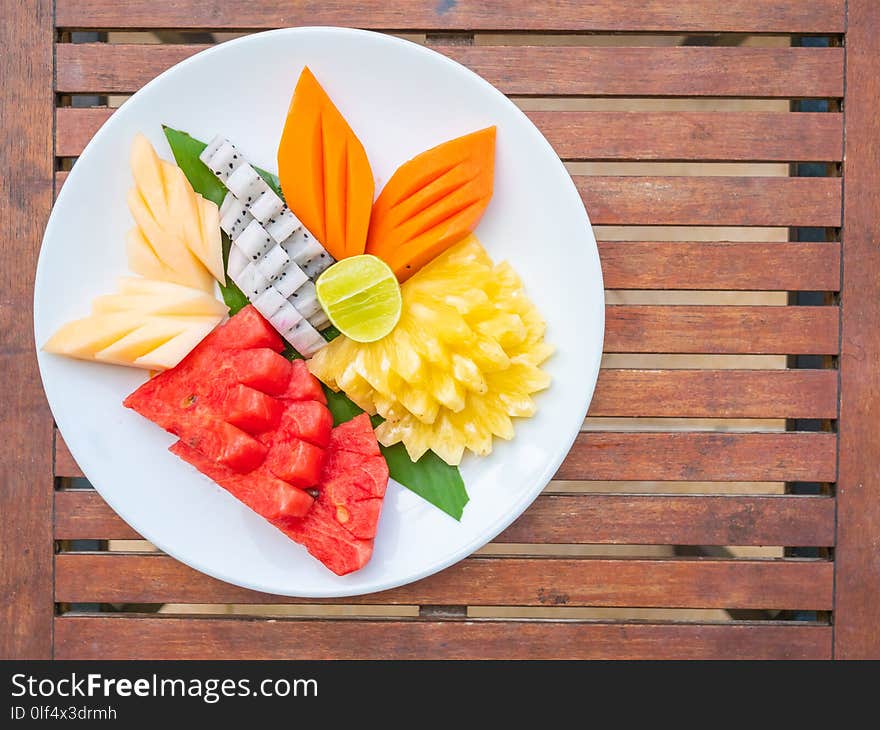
[227,244,249,280]
[310,309,331,331]
[235,219,274,261]
[282,317,326,358]
[265,208,301,244]
[249,188,286,224]
[232,261,271,299]
[255,244,290,282]
[253,287,289,320]
[226,163,275,210]
[274,261,310,299]
[282,229,324,266]
[219,193,254,240]
[199,134,226,164]
[302,251,333,279]
[289,280,322,320]
[269,300,304,334]
[203,141,239,182]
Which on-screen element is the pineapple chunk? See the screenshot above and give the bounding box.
[309,235,552,465]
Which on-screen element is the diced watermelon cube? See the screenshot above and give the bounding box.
[276,400,333,448]
[264,437,326,489]
[222,384,284,434]
[171,441,313,519]
[281,359,327,404]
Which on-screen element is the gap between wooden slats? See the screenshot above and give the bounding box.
[55,107,844,162]
[53,0,844,34]
[54,170,841,227]
[53,490,836,546]
[54,430,837,481]
[54,44,845,98]
[54,553,832,610]
[53,616,832,660]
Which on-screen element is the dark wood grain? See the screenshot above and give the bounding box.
[0,0,55,660]
[55,554,832,609]
[54,432,82,478]
[55,170,841,228]
[55,44,845,98]
[834,0,880,660]
[55,429,838,482]
[529,111,843,162]
[589,369,839,418]
[53,616,833,660]
[54,490,836,546]
[54,490,140,540]
[54,0,845,33]
[599,242,841,291]
[497,494,836,546]
[57,107,844,162]
[604,306,839,354]
[557,432,837,482]
[577,177,841,227]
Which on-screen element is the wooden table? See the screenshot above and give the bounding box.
[2,2,878,660]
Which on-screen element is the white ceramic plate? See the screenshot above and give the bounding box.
[35,27,604,597]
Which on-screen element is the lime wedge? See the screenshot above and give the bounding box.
[316,255,402,342]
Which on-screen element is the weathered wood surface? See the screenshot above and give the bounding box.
[0,0,55,659]
[54,616,833,660]
[834,0,880,660]
[54,490,836,546]
[56,44,845,98]
[54,0,845,34]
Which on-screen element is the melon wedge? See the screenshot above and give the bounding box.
[366,127,496,281]
[43,312,143,359]
[277,67,374,261]
[94,316,219,367]
[92,279,228,317]
[128,133,224,287]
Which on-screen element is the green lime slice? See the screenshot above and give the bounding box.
[316,255,402,342]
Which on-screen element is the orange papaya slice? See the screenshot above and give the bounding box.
[278,67,374,260]
[366,127,495,281]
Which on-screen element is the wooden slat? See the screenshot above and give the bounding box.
[57,107,844,162]
[55,169,840,227]
[55,44,845,98]
[55,1,845,34]
[834,0,880,660]
[530,111,843,162]
[54,431,82,478]
[557,432,837,482]
[54,490,140,540]
[599,242,841,291]
[53,490,837,546]
[55,553,832,609]
[0,0,55,660]
[589,369,839,418]
[54,429,838,483]
[53,616,833,660]
[498,494,835,546]
[604,306,839,354]
[578,177,841,227]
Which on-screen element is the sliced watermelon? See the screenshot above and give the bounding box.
[263,437,326,489]
[280,359,327,404]
[222,384,284,434]
[207,304,284,351]
[276,400,333,448]
[280,414,389,574]
[171,441,313,519]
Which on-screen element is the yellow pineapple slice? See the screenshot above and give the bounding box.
[309,235,552,465]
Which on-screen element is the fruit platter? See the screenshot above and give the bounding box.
[35,28,604,595]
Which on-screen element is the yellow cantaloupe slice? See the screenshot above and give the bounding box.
[132,319,220,370]
[42,312,143,359]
